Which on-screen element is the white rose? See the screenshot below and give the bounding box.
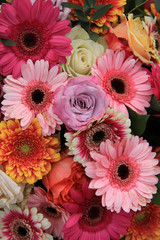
[0,170,25,208]
[62,26,107,77]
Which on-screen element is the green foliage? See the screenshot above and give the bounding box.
[154,0,160,13]
[90,4,112,21]
[1,39,17,46]
[125,0,148,18]
[127,107,149,136]
[150,95,160,112]
[61,2,83,10]
[62,0,112,41]
[151,174,160,206]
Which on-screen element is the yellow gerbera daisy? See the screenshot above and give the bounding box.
[126,203,160,240]
[0,118,60,184]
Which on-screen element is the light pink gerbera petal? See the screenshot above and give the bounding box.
[92,49,153,116]
[85,136,160,213]
[1,59,67,136]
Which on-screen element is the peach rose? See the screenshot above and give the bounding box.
[113,14,159,64]
[42,152,88,206]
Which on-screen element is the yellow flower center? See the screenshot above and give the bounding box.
[21,144,30,154]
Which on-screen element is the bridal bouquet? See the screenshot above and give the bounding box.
[0,0,160,239]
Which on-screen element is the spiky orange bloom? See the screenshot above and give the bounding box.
[0,118,60,184]
[68,0,126,33]
[126,203,160,240]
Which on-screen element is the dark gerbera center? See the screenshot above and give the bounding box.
[118,164,130,180]
[42,204,61,218]
[92,130,105,143]
[111,78,125,94]
[85,123,113,151]
[17,226,27,237]
[135,211,150,224]
[87,206,101,220]
[23,32,38,49]
[14,138,38,160]
[24,84,53,114]
[12,219,32,240]
[82,198,106,226]
[31,89,45,104]
[47,206,57,215]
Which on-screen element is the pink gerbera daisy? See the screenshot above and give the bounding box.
[149,63,160,100]
[92,49,153,116]
[63,181,132,240]
[65,107,131,166]
[0,0,72,78]
[0,205,52,240]
[85,136,160,213]
[1,59,68,136]
[27,187,69,239]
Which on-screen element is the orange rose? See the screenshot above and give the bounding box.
[113,14,159,64]
[42,152,88,206]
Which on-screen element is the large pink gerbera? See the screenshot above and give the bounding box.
[0,0,72,78]
[65,107,131,166]
[85,136,160,213]
[63,181,132,240]
[27,187,69,239]
[1,59,67,136]
[92,49,153,116]
[149,63,160,99]
[0,205,52,240]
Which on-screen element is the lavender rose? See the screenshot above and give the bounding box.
[53,76,109,130]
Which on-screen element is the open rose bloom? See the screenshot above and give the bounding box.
[0,0,160,239]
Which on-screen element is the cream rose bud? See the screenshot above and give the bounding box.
[0,170,25,208]
[62,26,107,77]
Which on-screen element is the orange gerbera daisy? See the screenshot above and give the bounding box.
[126,203,160,240]
[68,0,126,33]
[0,118,60,184]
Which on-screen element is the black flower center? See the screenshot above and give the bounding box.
[32,89,44,104]
[87,206,101,220]
[92,130,105,143]
[82,199,106,226]
[47,206,57,215]
[12,219,32,240]
[17,226,27,237]
[111,78,125,94]
[23,32,38,49]
[42,204,61,218]
[118,164,129,180]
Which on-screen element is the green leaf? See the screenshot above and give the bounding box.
[75,10,89,22]
[135,0,145,5]
[83,0,90,8]
[1,39,17,46]
[101,24,109,29]
[88,31,99,42]
[94,4,110,10]
[150,95,160,112]
[61,2,83,10]
[91,0,97,7]
[127,107,149,136]
[154,0,160,13]
[83,0,91,16]
[152,174,160,206]
[90,4,112,21]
